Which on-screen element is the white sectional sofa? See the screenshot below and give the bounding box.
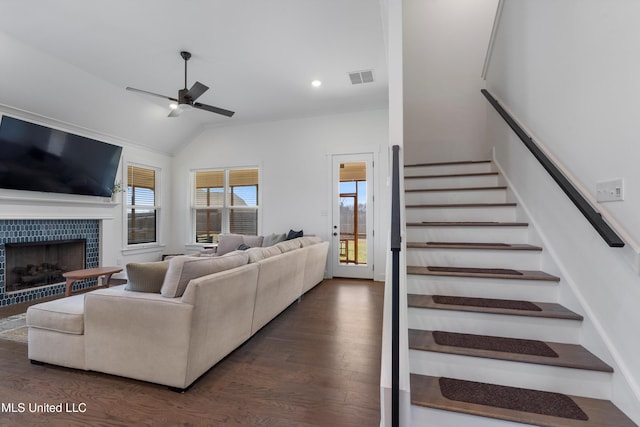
[26,236,329,391]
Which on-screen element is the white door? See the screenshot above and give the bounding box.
[331,153,374,279]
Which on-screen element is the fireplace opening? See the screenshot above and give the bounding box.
[5,239,86,292]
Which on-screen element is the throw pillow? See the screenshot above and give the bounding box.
[237,243,251,250]
[262,232,287,247]
[217,234,245,256]
[160,252,249,298]
[242,235,264,247]
[286,229,303,240]
[125,261,169,293]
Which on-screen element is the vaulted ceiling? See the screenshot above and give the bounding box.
[0,0,388,154]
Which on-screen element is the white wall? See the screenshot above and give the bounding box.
[487,0,640,247]
[403,0,498,163]
[171,109,390,281]
[486,0,640,420]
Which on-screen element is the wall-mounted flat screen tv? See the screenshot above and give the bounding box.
[0,115,122,197]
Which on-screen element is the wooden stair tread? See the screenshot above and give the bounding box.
[410,374,637,427]
[407,242,542,251]
[407,203,516,209]
[408,265,560,282]
[405,171,499,179]
[405,160,492,168]
[408,329,613,373]
[407,294,583,320]
[405,186,507,193]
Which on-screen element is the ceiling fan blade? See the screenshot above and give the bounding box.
[126,86,177,102]
[168,107,184,118]
[186,81,209,102]
[193,102,235,117]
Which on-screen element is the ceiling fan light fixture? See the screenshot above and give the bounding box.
[169,102,178,110]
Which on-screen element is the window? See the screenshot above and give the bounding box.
[127,165,159,245]
[194,168,259,243]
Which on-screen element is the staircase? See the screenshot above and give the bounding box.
[404,160,636,426]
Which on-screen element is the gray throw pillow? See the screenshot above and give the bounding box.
[262,232,287,247]
[242,235,264,247]
[217,234,245,255]
[125,261,169,293]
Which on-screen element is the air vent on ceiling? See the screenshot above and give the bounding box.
[348,70,374,85]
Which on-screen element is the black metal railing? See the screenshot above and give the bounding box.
[390,145,401,427]
[481,89,625,248]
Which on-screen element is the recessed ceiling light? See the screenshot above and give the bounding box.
[311,80,322,87]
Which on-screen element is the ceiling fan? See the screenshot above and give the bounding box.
[126,51,235,118]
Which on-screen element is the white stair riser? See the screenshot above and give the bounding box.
[404,162,494,176]
[405,175,498,190]
[411,405,534,427]
[405,189,507,205]
[408,308,582,344]
[407,248,542,270]
[406,226,529,244]
[409,350,612,399]
[406,206,517,222]
[407,275,559,302]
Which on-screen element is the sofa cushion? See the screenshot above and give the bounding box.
[246,245,281,263]
[125,261,169,293]
[161,252,249,298]
[275,239,301,253]
[262,232,286,247]
[26,294,86,335]
[299,236,322,247]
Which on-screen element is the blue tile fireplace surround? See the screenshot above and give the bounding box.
[0,219,100,307]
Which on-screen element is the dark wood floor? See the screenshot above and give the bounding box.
[0,278,383,426]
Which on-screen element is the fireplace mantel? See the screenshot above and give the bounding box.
[0,189,119,221]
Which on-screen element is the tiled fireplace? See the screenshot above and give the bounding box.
[0,219,100,307]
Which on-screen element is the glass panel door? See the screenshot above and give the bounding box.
[332,154,373,279]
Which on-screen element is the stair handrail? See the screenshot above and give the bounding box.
[390,145,401,426]
[481,89,625,248]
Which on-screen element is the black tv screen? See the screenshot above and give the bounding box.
[0,115,122,197]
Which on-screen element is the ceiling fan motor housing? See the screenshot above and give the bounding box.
[178,88,193,105]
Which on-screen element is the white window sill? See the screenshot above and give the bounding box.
[184,243,218,252]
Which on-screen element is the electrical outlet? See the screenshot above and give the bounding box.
[596,178,624,202]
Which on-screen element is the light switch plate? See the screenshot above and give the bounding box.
[596,178,624,202]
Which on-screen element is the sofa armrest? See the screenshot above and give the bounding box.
[84,288,194,388]
[181,263,259,385]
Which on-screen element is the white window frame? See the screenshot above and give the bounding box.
[124,162,162,250]
[191,166,261,245]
